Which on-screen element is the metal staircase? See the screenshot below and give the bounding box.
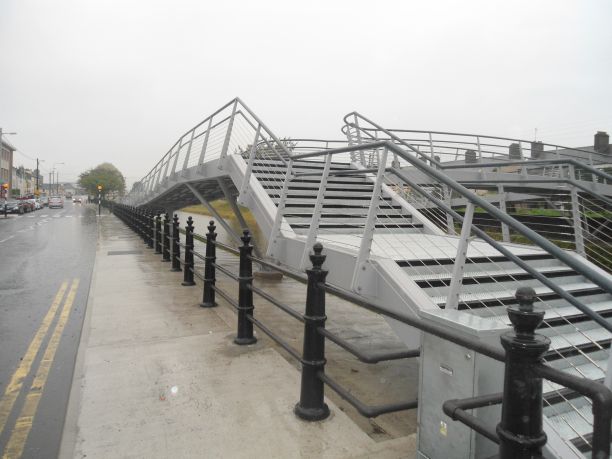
[124,98,612,459]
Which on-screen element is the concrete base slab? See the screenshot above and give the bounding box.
[61,214,416,458]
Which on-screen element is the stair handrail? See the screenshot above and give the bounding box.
[343,112,612,187]
[128,98,295,205]
[443,158,612,184]
[291,140,612,333]
[342,113,612,166]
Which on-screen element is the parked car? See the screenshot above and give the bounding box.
[39,196,49,207]
[49,196,64,209]
[19,198,35,212]
[27,199,40,210]
[2,200,26,214]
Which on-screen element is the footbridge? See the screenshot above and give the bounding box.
[123,98,612,458]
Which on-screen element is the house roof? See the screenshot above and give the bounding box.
[1,138,17,151]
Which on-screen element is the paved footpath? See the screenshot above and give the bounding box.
[59,213,416,458]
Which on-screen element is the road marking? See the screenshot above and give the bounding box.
[0,281,69,435]
[2,279,80,459]
[0,236,15,243]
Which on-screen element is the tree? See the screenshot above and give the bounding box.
[78,163,126,196]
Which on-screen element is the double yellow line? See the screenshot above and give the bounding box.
[0,278,79,459]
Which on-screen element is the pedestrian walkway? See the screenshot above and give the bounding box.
[59,213,416,458]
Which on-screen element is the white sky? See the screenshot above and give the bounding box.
[1,0,611,186]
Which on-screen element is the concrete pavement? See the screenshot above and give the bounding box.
[60,212,416,458]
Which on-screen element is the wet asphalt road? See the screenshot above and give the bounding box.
[0,202,97,458]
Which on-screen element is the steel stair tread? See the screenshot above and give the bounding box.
[544,326,612,353]
[469,300,612,323]
[432,282,600,306]
[545,402,594,445]
[407,265,573,282]
[543,356,607,393]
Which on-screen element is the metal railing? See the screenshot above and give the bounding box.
[341,115,612,172]
[119,99,612,454]
[342,113,612,269]
[125,98,292,206]
[107,203,612,459]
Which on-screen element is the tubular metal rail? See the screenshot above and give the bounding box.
[342,113,612,270]
[122,99,612,457]
[108,203,612,459]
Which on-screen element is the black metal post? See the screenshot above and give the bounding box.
[182,216,196,286]
[142,210,149,244]
[162,213,171,262]
[146,211,154,248]
[200,220,217,308]
[138,209,146,242]
[154,214,162,254]
[294,242,330,421]
[497,287,550,459]
[234,230,256,345]
[171,214,181,272]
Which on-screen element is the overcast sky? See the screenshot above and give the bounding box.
[1,0,611,186]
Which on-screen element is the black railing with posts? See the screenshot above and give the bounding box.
[107,201,612,459]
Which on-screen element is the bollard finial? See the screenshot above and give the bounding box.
[515,286,536,312]
[187,216,193,228]
[241,229,251,246]
[508,287,544,339]
[310,242,326,270]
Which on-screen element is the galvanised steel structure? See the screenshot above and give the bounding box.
[124,98,612,459]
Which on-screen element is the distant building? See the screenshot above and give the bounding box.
[533,131,611,164]
[1,138,16,193]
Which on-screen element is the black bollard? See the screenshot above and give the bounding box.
[294,243,330,421]
[496,287,550,458]
[200,221,217,308]
[162,213,171,262]
[182,216,196,286]
[139,209,147,242]
[234,230,256,345]
[146,212,154,248]
[170,214,181,272]
[154,214,162,254]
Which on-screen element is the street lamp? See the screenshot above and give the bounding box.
[52,162,65,195]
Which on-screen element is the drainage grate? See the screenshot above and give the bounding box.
[107,250,143,256]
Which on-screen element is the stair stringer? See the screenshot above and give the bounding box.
[224,154,296,241]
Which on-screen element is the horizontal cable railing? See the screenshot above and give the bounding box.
[341,116,612,173]
[107,203,612,459]
[124,98,294,206]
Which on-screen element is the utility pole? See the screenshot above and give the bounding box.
[36,158,39,196]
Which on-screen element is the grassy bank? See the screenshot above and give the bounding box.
[181,200,257,226]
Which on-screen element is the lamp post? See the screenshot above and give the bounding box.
[97,184,102,216]
[36,159,45,197]
[52,162,65,195]
[0,128,17,217]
